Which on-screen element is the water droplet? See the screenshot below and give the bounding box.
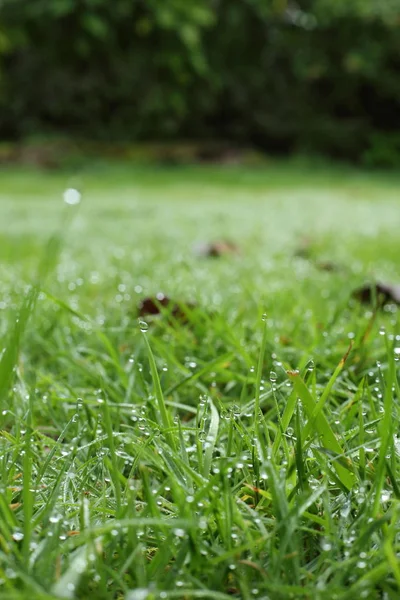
[63,188,81,205]
[269,371,277,383]
[49,515,62,524]
[261,313,267,322]
[307,359,315,372]
[173,528,185,538]
[379,326,385,336]
[199,394,208,406]
[321,539,332,551]
[139,320,149,332]
[231,404,240,417]
[126,588,151,600]
[12,531,24,542]
[340,500,351,519]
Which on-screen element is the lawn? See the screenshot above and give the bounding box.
[0,161,400,599]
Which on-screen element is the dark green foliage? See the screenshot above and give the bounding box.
[1,0,400,164]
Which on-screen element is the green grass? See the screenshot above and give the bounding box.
[1,160,400,599]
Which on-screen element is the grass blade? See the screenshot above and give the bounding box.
[287,370,355,490]
[142,330,176,450]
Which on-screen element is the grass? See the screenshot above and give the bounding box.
[0,159,400,599]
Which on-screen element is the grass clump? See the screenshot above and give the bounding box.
[0,162,399,599]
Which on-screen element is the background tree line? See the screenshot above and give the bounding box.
[1,0,400,166]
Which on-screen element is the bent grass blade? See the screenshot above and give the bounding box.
[287,371,356,491]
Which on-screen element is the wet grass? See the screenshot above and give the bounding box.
[0,161,400,599]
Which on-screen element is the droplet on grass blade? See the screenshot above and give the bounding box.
[173,528,185,538]
[126,589,151,600]
[321,539,332,551]
[269,370,277,383]
[139,320,149,332]
[63,188,81,205]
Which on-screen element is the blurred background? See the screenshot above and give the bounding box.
[0,0,399,168]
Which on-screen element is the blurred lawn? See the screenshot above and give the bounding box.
[1,160,400,355]
[1,160,399,274]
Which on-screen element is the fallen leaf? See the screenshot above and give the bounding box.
[293,237,313,259]
[315,260,340,272]
[294,238,341,272]
[138,293,170,316]
[353,282,400,306]
[138,293,196,323]
[194,241,239,258]
[279,334,292,345]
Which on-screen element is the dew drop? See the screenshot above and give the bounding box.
[173,528,185,538]
[63,188,81,205]
[49,515,62,524]
[321,539,332,551]
[139,320,149,332]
